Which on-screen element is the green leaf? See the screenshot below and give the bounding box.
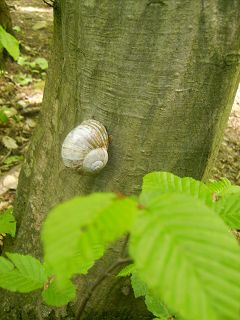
[34,57,48,70]
[13,73,32,86]
[42,279,76,306]
[0,209,16,236]
[17,56,30,66]
[141,172,212,207]
[206,178,240,197]
[130,270,178,319]
[130,193,240,320]
[131,272,148,298]
[0,26,20,60]
[145,293,174,319]
[0,257,14,272]
[0,110,9,123]
[117,263,135,277]
[42,193,138,285]
[215,193,240,229]
[206,178,231,194]
[13,26,21,33]
[0,253,47,292]
[3,155,24,166]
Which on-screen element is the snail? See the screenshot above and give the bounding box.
[61,119,109,174]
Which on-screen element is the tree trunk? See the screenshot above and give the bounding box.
[0,0,13,65]
[1,0,240,319]
[0,0,12,32]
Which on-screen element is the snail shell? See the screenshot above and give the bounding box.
[61,119,109,174]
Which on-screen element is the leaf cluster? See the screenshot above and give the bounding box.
[0,172,240,319]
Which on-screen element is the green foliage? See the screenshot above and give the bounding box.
[17,56,48,70]
[0,110,9,123]
[206,178,231,194]
[13,73,33,86]
[129,192,240,320]
[141,171,212,206]
[3,155,24,166]
[17,56,29,66]
[13,26,21,33]
[34,57,48,70]
[0,253,47,292]
[0,26,20,61]
[0,253,75,306]
[206,178,240,197]
[0,106,20,125]
[0,171,240,316]
[119,265,176,319]
[42,278,76,307]
[131,272,148,298]
[0,155,24,172]
[117,263,135,277]
[0,208,16,236]
[42,193,138,286]
[215,193,240,229]
[131,273,175,319]
[145,293,175,320]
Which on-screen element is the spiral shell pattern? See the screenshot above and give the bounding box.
[61,119,109,174]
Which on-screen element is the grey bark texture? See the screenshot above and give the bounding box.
[1,0,240,319]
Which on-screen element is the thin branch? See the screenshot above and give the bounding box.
[76,257,132,320]
[120,233,130,257]
[0,150,11,165]
[42,0,55,8]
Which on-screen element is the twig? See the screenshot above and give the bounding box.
[0,150,11,165]
[76,257,132,320]
[42,0,55,8]
[120,233,130,256]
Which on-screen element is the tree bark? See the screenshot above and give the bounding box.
[0,0,12,33]
[1,0,240,319]
[0,0,13,65]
